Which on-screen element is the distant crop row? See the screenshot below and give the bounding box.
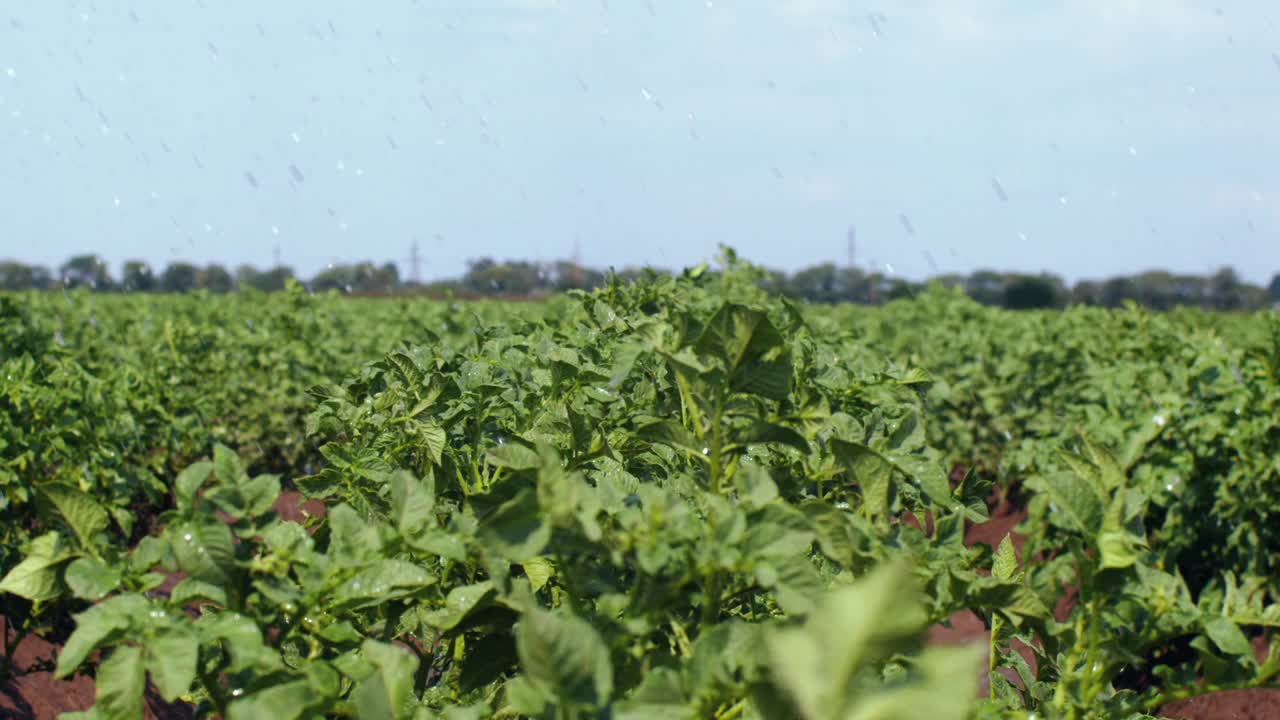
[1,257,1278,719]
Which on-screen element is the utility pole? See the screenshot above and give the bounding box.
[846,224,856,270]
[272,244,281,268]
[408,239,422,284]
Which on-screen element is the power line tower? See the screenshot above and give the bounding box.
[408,239,422,284]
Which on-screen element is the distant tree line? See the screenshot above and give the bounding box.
[2,254,1278,311]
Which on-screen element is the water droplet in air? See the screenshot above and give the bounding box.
[990,177,1008,202]
[701,447,710,455]
[1152,414,1166,427]
[182,533,193,542]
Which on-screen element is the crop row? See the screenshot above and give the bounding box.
[2,258,1278,719]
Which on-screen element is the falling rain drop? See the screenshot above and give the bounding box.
[990,177,1008,202]
[898,214,915,235]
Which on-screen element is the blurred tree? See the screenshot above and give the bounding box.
[463,259,546,296]
[1268,274,1280,303]
[1100,276,1139,307]
[200,264,235,293]
[160,262,200,293]
[59,254,114,290]
[0,261,42,290]
[311,261,400,293]
[235,265,294,291]
[1131,271,1176,310]
[121,260,155,292]
[786,262,842,303]
[1003,275,1058,309]
[1070,280,1102,306]
[1209,267,1243,311]
[550,261,606,291]
[964,270,1005,306]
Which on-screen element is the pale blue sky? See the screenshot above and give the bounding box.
[2,1,1279,283]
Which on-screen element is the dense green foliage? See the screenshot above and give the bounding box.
[2,256,1279,719]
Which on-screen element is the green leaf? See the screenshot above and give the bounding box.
[516,608,614,708]
[328,503,381,565]
[845,646,981,720]
[333,560,436,610]
[1203,615,1253,657]
[521,557,555,593]
[1025,471,1104,535]
[129,536,169,573]
[92,645,146,720]
[734,464,779,507]
[226,680,313,720]
[0,532,75,602]
[417,421,447,467]
[213,443,244,483]
[242,473,282,517]
[732,421,810,454]
[169,578,229,606]
[695,304,793,401]
[198,613,277,673]
[389,471,436,536]
[486,443,541,471]
[634,420,703,458]
[423,581,498,632]
[57,594,150,678]
[766,560,926,720]
[354,640,420,720]
[65,557,122,601]
[830,440,893,520]
[170,517,236,585]
[37,483,109,548]
[174,461,213,510]
[479,489,550,563]
[992,535,1018,582]
[146,632,198,702]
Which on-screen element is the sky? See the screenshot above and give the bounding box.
[2,1,1279,284]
